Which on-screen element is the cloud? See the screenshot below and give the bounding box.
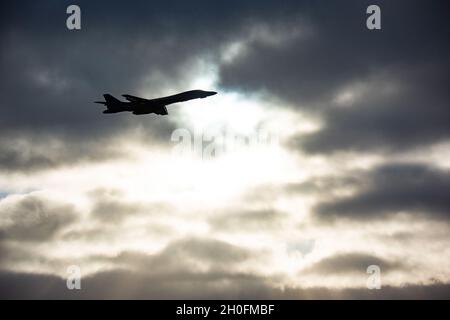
[0,0,285,137]
[219,1,449,105]
[1,0,242,172]
[209,208,288,232]
[0,193,78,242]
[134,237,253,273]
[285,176,361,195]
[217,1,450,153]
[0,134,132,172]
[1,1,449,299]
[302,252,405,275]
[2,0,448,169]
[1,269,449,299]
[314,163,450,221]
[88,190,144,223]
[88,192,173,225]
[292,65,450,153]
[2,0,330,173]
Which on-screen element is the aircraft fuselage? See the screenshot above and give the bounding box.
[95,90,217,115]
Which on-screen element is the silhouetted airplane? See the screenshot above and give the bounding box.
[94,90,217,115]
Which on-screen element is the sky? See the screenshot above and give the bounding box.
[0,0,449,299]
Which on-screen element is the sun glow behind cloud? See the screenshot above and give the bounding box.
[3,63,449,288]
[0,60,332,283]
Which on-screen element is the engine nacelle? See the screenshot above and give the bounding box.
[132,110,151,115]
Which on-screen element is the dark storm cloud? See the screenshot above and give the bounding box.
[0,242,37,268]
[1,0,449,300]
[0,193,78,242]
[0,0,263,172]
[0,134,128,172]
[1,0,325,172]
[0,193,81,271]
[0,235,255,284]
[0,269,274,299]
[315,163,450,221]
[293,65,450,153]
[87,237,253,276]
[302,253,405,275]
[1,269,449,299]
[2,0,448,169]
[0,235,423,299]
[0,0,295,133]
[218,0,450,152]
[220,1,449,103]
[147,237,252,270]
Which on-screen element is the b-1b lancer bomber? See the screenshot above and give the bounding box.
[94,90,217,115]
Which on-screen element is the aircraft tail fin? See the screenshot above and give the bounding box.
[103,94,121,104]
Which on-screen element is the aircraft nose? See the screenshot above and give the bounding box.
[209,91,217,96]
